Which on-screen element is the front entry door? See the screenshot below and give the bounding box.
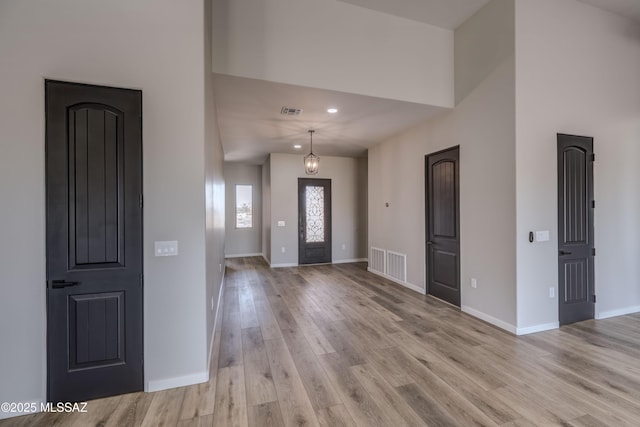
[46,80,143,402]
[298,178,332,264]
[425,147,460,307]
[558,134,595,325]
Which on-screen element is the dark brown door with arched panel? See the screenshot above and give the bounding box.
[558,134,595,325]
[425,147,460,307]
[46,80,143,402]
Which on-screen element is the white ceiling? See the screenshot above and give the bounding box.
[214,74,446,164]
[215,0,640,165]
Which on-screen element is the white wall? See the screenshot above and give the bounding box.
[224,163,262,256]
[205,0,226,373]
[455,0,515,104]
[262,157,272,263]
[515,0,640,328]
[269,153,367,266]
[212,0,453,107]
[0,0,216,414]
[368,0,517,330]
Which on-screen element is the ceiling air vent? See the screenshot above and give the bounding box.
[280,106,303,116]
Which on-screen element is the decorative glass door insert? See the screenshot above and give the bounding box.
[305,186,325,243]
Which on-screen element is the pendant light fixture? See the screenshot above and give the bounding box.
[304,129,320,175]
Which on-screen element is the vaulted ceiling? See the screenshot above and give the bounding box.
[215,0,640,165]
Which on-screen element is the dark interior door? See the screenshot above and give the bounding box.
[298,178,332,264]
[558,133,595,325]
[425,147,460,307]
[46,80,143,402]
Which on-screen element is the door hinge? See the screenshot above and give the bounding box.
[139,273,144,287]
[592,200,595,209]
[592,248,596,256]
[592,295,596,303]
[591,153,595,162]
[139,194,143,209]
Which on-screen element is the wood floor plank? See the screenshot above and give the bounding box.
[212,366,248,427]
[350,364,425,427]
[254,301,284,341]
[279,327,341,410]
[241,326,279,406]
[247,401,286,427]
[106,392,155,426]
[218,310,243,368]
[176,413,214,427]
[243,351,278,406]
[317,352,395,427]
[264,338,320,427]
[239,284,260,329]
[395,382,458,426]
[180,380,216,420]
[315,404,356,427]
[140,387,187,427]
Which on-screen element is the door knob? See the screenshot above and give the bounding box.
[559,250,572,256]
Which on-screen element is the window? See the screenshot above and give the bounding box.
[235,185,253,228]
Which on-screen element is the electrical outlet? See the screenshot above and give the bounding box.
[341,243,346,250]
[281,246,286,253]
[471,278,477,289]
[211,296,214,310]
[219,263,222,273]
[549,287,555,298]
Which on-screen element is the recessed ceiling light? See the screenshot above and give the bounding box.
[327,108,338,114]
[293,144,302,149]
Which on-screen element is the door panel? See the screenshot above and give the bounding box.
[298,179,332,264]
[426,147,460,307]
[46,80,143,402]
[557,133,594,325]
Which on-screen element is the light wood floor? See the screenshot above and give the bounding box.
[5,256,640,426]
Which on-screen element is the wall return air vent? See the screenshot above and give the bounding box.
[280,106,303,116]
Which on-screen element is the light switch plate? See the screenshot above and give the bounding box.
[535,230,550,242]
[277,221,285,227]
[155,240,178,257]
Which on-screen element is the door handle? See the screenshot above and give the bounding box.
[559,250,572,256]
[51,280,81,289]
[426,241,434,245]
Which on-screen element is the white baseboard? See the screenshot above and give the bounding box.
[0,398,45,420]
[461,306,517,334]
[270,263,298,268]
[270,259,367,268]
[516,322,559,336]
[596,305,640,320]
[367,268,426,295]
[225,252,262,259]
[262,254,270,265]
[333,258,368,264]
[147,371,209,393]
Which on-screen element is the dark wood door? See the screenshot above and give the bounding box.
[298,178,332,264]
[558,134,595,325]
[46,80,143,402]
[425,147,460,307]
